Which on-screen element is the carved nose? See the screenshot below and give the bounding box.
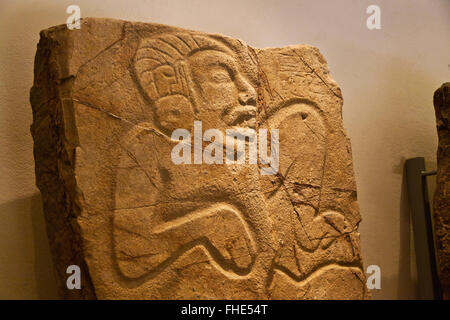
[238,88,256,106]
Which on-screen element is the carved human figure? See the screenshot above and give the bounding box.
[113,33,269,283]
[31,19,368,299]
[113,32,359,295]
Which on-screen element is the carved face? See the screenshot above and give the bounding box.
[187,50,257,130]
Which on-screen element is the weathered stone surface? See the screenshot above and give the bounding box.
[30,18,367,299]
[433,82,450,299]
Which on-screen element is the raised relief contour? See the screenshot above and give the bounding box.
[30,18,368,299]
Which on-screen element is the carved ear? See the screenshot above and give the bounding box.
[173,60,191,98]
[175,59,201,114]
[133,56,160,102]
[154,95,195,133]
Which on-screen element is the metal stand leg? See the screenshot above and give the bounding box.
[405,157,442,299]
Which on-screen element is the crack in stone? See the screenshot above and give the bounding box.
[293,50,342,99]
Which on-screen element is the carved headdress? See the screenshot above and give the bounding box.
[134,33,232,132]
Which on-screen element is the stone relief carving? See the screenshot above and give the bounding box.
[433,82,450,299]
[30,18,367,299]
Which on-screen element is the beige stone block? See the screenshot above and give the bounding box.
[30,18,367,299]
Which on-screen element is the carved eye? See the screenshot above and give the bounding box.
[211,69,232,83]
[163,70,174,77]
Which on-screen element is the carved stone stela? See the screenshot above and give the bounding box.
[30,18,368,299]
[433,83,450,299]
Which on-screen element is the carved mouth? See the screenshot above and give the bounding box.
[226,105,257,128]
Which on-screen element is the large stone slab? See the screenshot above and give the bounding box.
[433,82,450,299]
[30,18,367,299]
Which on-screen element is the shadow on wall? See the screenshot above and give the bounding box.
[368,162,419,299]
[353,45,437,299]
[0,2,65,299]
[0,194,59,299]
[397,165,418,299]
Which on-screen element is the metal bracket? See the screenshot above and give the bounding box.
[405,157,441,299]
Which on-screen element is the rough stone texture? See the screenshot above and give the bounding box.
[433,82,450,299]
[30,18,368,299]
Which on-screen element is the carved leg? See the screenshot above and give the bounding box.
[113,203,256,279]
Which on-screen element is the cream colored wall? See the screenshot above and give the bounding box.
[0,0,448,299]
